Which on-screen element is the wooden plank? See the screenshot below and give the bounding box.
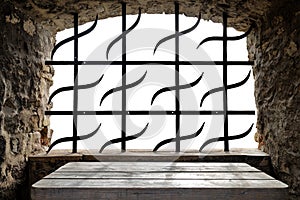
[58,162,259,172]
[46,171,274,180]
[32,162,288,200]
[58,166,259,172]
[33,178,287,189]
[63,162,251,167]
[31,188,288,200]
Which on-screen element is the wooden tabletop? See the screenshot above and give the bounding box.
[32,162,288,200]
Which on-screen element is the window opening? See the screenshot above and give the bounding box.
[47,2,256,153]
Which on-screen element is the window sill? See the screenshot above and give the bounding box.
[28,148,272,186]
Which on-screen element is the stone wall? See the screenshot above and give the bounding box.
[0,0,299,199]
[0,2,54,199]
[248,1,300,196]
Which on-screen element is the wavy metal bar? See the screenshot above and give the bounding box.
[48,75,104,104]
[153,122,205,151]
[153,12,201,54]
[106,8,141,59]
[200,70,251,107]
[199,123,254,152]
[151,72,203,105]
[196,24,253,49]
[100,71,147,105]
[51,15,99,60]
[48,86,73,104]
[46,123,101,153]
[99,123,149,153]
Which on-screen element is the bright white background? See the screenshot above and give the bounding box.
[50,14,257,151]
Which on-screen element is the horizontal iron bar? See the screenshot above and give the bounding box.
[46,111,73,115]
[45,61,254,66]
[45,110,255,115]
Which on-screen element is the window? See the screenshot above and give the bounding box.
[47,3,256,153]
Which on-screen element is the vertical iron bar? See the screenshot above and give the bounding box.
[121,3,126,152]
[175,2,180,152]
[222,12,229,151]
[73,13,79,153]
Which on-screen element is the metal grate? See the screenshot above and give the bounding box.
[45,2,255,153]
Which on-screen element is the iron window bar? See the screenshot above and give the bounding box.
[45,2,255,154]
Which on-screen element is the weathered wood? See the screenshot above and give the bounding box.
[46,172,273,180]
[28,148,274,193]
[34,178,287,188]
[31,188,288,200]
[58,162,260,172]
[60,162,252,167]
[32,162,288,200]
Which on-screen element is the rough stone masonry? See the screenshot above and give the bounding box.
[0,0,299,199]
